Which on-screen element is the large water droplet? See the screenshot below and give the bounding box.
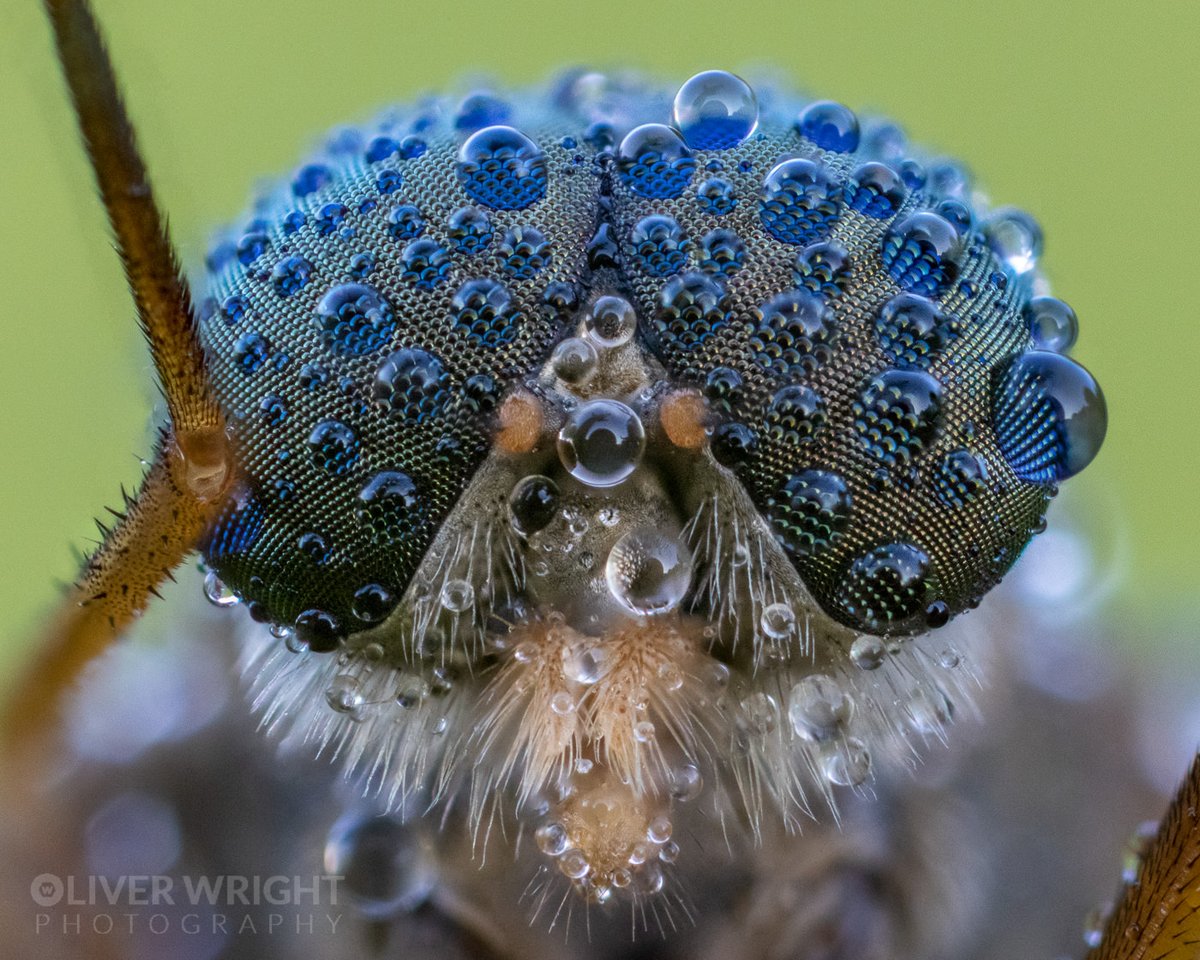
[605,528,693,615]
[993,350,1106,483]
[671,70,758,150]
[846,162,907,219]
[551,337,599,385]
[323,812,432,918]
[881,212,961,297]
[617,124,695,199]
[835,542,932,632]
[315,283,396,357]
[852,368,943,467]
[373,348,449,423]
[796,100,860,153]
[557,399,645,487]
[325,674,366,718]
[759,158,842,245]
[457,125,547,210]
[767,469,852,558]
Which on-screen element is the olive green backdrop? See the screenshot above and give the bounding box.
[1,0,1197,678]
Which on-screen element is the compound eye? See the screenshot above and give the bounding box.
[198,127,600,644]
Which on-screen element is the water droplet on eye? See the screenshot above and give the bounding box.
[696,176,737,216]
[759,158,842,245]
[236,230,270,266]
[767,469,852,558]
[617,124,695,199]
[294,608,342,653]
[233,332,270,374]
[630,215,691,277]
[352,583,395,624]
[440,579,475,614]
[935,449,988,508]
[749,289,836,379]
[796,100,860,152]
[535,821,569,857]
[1024,296,1078,353]
[671,70,758,149]
[325,674,365,717]
[765,384,826,446]
[881,212,961,297]
[698,228,746,277]
[454,91,511,132]
[788,675,852,742]
[585,294,637,348]
[875,293,951,368]
[835,543,932,633]
[315,283,396,357]
[271,256,314,297]
[852,369,943,467]
[604,528,693,615]
[499,226,552,278]
[821,737,871,786]
[308,420,360,475]
[447,206,493,253]
[356,470,420,543]
[668,763,703,802]
[793,241,851,296]
[984,208,1043,275]
[202,569,238,607]
[292,163,333,198]
[373,348,449,423]
[846,162,907,219]
[993,351,1107,483]
[558,399,646,488]
[759,602,797,640]
[551,337,598,386]
[509,475,560,537]
[457,125,547,210]
[849,635,886,670]
[323,812,433,917]
[400,238,451,289]
[451,278,517,349]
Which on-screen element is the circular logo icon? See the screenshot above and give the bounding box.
[31,873,64,907]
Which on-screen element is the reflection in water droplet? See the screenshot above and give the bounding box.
[788,675,852,742]
[985,208,1043,275]
[551,337,598,385]
[440,579,475,614]
[850,635,886,670]
[558,399,646,488]
[509,475,560,537]
[323,812,432,917]
[1025,296,1079,354]
[203,569,239,608]
[672,70,758,149]
[605,528,693,615]
[797,100,860,153]
[821,737,871,786]
[586,295,638,348]
[617,124,695,199]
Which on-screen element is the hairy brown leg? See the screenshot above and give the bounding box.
[1,0,233,760]
[1090,753,1200,960]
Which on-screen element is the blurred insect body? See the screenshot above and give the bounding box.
[8,1,1198,958]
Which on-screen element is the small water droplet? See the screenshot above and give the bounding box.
[203,569,238,608]
[788,675,852,742]
[1024,296,1078,354]
[551,337,599,385]
[849,635,886,670]
[440,579,475,614]
[558,398,646,488]
[585,295,638,348]
[604,528,693,615]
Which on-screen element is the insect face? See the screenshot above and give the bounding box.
[188,70,1106,900]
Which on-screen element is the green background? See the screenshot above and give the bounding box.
[1,0,1197,678]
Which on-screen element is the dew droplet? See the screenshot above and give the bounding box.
[557,399,646,488]
[456,125,547,210]
[508,475,560,537]
[821,737,871,786]
[668,763,703,802]
[646,815,672,844]
[797,100,860,153]
[788,675,852,742]
[759,158,842,245]
[605,528,694,616]
[550,691,576,716]
[559,849,590,879]
[325,674,365,717]
[993,351,1106,483]
[585,295,638,348]
[985,208,1043,275]
[1024,296,1078,354]
[202,569,238,608]
[535,821,569,857]
[551,337,599,385]
[315,283,396,357]
[759,602,797,640]
[633,719,656,743]
[849,635,886,670]
[617,124,695,199]
[671,70,758,150]
[440,579,475,614]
